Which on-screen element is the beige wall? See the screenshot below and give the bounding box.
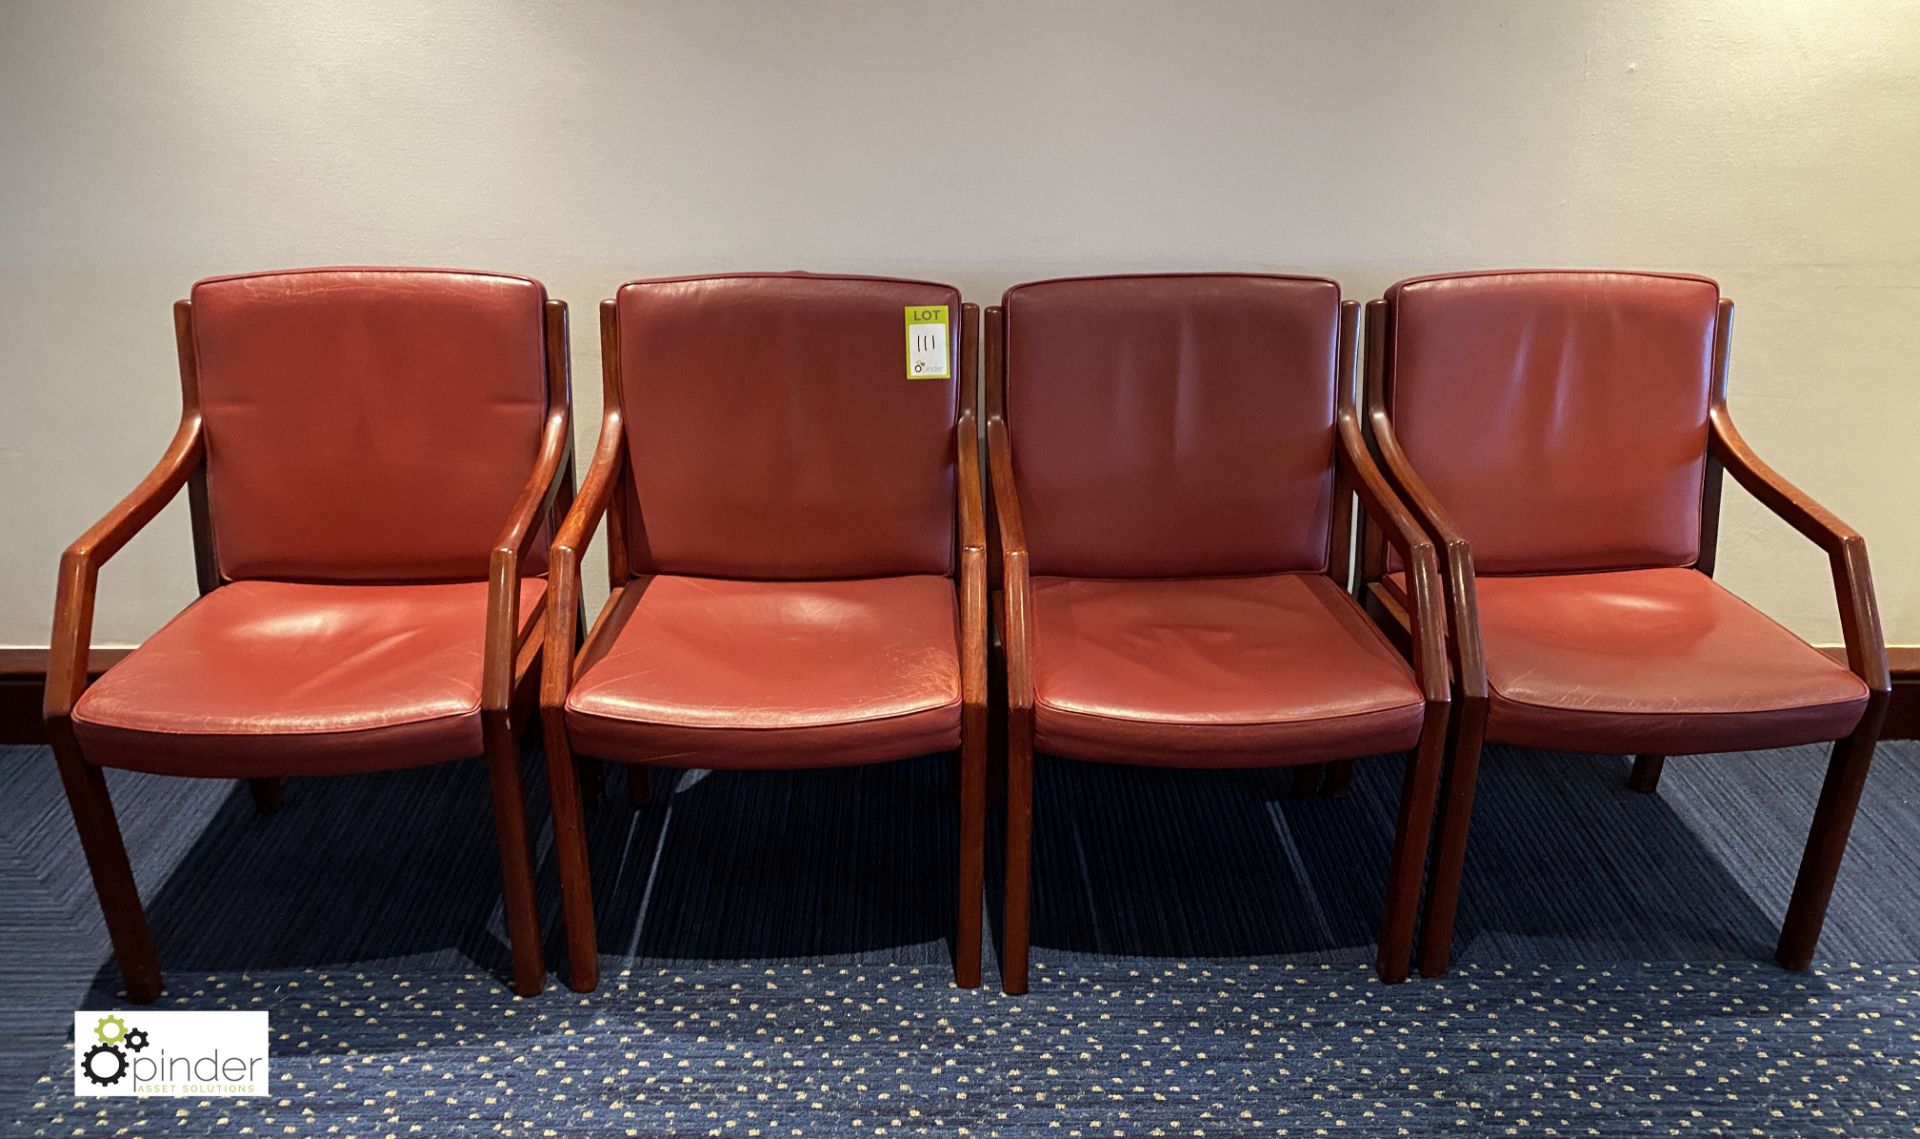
[3,0,1915,650]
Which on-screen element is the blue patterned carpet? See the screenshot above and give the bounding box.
[2,739,1917,1135]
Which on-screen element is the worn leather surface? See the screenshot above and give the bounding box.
[1030,573,1424,766]
[1385,568,1869,752]
[1003,274,1341,578]
[1385,270,1720,574]
[565,574,963,768]
[72,579,545,775]
[191,267,551,581]
[614,273,960,579]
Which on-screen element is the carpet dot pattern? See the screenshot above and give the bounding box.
[10,961,1920,1136]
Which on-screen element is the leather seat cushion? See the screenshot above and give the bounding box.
[1386,568,1869,753]
[72,578,545,776]
[1030,573,1426,766]
[564,574,963,768]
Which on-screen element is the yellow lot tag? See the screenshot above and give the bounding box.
[905,305,951,380]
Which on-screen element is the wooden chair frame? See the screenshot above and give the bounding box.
[540,299,989,992]
[44,296,577,1002]
[987,298,1453,994]
[1356,295,1892,978]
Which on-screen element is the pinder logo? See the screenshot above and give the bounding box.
[74,1011,268,1097]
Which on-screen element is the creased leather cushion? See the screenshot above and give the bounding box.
[1030,573,1425,767]
[1004,274,1342,578]
[614,274,960,579]
[564,574,962,768]
[1385,270,1720,574]
[1385,568,1869,753]
[72,578,545,776]
[191,268,550,582]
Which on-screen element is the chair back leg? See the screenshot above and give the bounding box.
[247,777,283,814]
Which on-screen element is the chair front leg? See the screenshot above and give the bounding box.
[1627,755,1665,793]
[542,716,600,992]
[1776,716,1882,970]
[50,735,161,1003]
[1376,706,1449,983]
[1416,695,1489,979]
[955,702,986,989]
[987,639,1009,810]
[482,711,546,997]
[1001,702,1035,995]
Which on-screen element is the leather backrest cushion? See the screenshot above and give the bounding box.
[1004,274,1340,578]
[615,274,959,578]
[1386,270,1719,574]
[191,268,550,582]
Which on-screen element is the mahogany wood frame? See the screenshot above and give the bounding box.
[43,295,577,1002]
[987,297,1452,994]
[1356,294,1891,979]
[539,298,989,993]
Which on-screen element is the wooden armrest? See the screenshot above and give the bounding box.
[484,302,577,713]
[957,304,987,559]
[1360,300,1487,701]
[986,417,1034,712]
[46,412,205,720]
[540,406,627,712]
[983,306,1034,710]
[955,305,989,709]
[1711,406,1889,691]
[1335,303,1447,704]
[482,403,573,712]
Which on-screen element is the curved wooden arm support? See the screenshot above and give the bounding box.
[1339,424,1448,706]
[540,405,627,716]
[46,412,205,723]
[1335,301,1447,704]
[484,401,573,713]
[1360,301,1488,702]
[483,302,577,714]
[1710,406,1889,694]
[957,304,988,697]
[983,307,1034,713]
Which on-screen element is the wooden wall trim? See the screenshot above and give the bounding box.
[1816,645,1920,673]
[1820,646,1920,741]
[0,648,135,744]
[0,647,136,677]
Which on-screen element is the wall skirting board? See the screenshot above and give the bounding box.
[1,647,133,744]
[3,646,1916,746]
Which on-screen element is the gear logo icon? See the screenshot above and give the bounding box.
[77,1015,148,1090]
[81,1041,127,1087]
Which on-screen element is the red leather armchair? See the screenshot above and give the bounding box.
[45,268,575,1001]
[988,274,1452,993]
[541,274,988,992]
[1359,270,1887,977]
